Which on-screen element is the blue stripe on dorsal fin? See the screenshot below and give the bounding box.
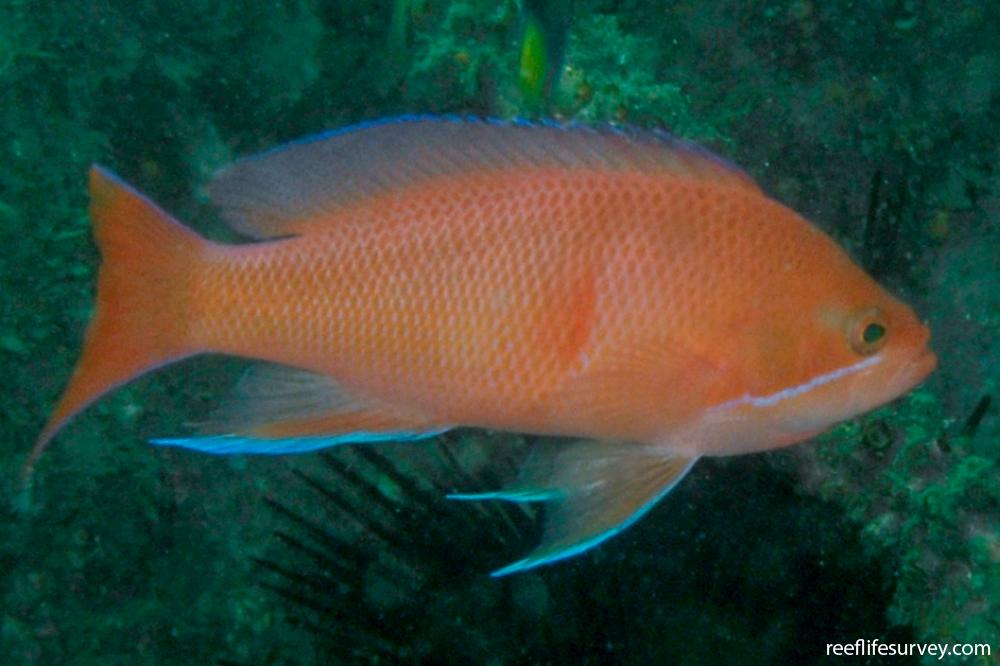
[207,115,759,239]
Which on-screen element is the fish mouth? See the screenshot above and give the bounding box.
[902,320,937,387]
[914,321,936,377]
[910,347,937,383]
[894,345,937,394]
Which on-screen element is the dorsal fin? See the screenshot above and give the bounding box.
[207,115,760,239]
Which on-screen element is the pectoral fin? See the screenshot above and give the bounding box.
[449,439,697,576]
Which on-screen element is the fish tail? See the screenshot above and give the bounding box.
[27,165,206,475]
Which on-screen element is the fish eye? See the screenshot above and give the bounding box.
[863,322,886,344]
[848,307,889,356]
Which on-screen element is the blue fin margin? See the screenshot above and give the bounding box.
[150,427,450,455]
[449,440,698,577]
[488,457,697,577]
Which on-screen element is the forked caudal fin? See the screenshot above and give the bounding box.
[449,439,697,576]
[27,166,206,475]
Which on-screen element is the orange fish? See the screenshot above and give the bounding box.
[33,117,936,575]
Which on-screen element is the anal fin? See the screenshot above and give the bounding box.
[450,439,697,576]
[151,362,449,454]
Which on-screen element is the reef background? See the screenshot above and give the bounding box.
[0,1,996,664]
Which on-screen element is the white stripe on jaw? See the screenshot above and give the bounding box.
[709,354,883,412]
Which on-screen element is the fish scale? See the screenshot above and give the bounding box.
[31,117,935,575]
[182,169,765,436]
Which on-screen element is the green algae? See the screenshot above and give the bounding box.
[553,13,712,138]
[401,0,520,112]
[802,388,999,657]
